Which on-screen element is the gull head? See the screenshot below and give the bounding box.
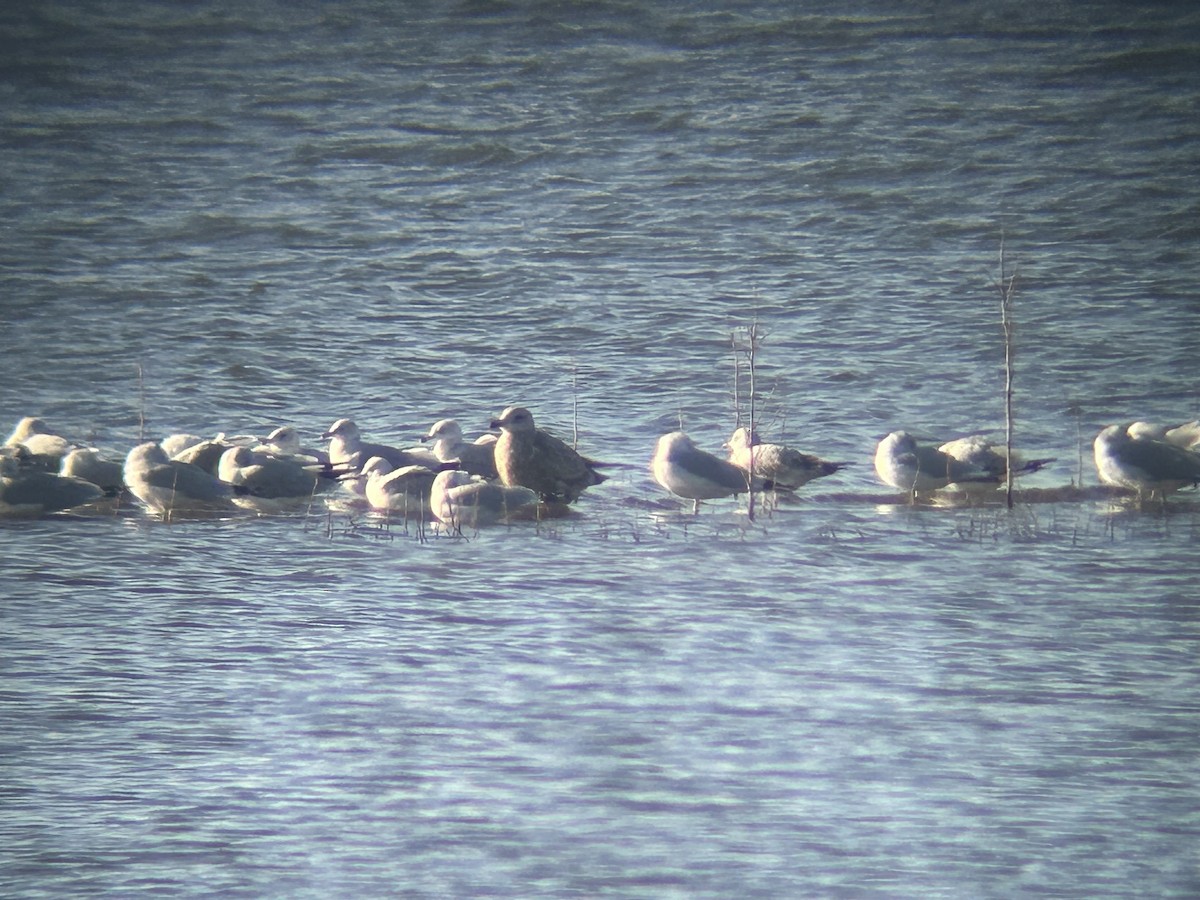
[322,418,359,441]
[490,406,536,433]
[424,419,463,443]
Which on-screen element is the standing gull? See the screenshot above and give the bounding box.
[423,418,499,480]
[652,431,773,513]
[489,406,606,503]
[1093,423,1200,500]
[725,427,847,490]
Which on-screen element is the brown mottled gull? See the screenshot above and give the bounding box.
[489,406,606,503]
[725,427,847,489]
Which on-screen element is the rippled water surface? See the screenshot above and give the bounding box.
[3,1,1200,896]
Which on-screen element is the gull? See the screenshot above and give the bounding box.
[936,434,1056,488]
[60,448,125,495]
[1,452,103,517]
[1166,420,1200,451]
[359,456,440,516]
[124,442,236,516]
[489,406,606,503]
[321,418,439,471]
[171,437,239,475]
[4,417,75,470]
[651,431,773,512]
[873,431,1002,495]
[254,425,331,465]
[160,433,206,457]
[217,446,336,503]
[725,427,847,489]
[423,418,499,480]
[1127,420,1200,452]
[430,469,539,530]
[1093,423,1200,500]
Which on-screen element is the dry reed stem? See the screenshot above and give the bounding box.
[996,239,1018,510]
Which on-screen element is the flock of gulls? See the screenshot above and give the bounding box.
[3,409,1200,525]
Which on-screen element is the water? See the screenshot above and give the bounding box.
[3,1,1200,896]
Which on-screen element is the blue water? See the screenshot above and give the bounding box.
[3,2,1200,896]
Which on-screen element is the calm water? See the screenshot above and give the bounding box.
[3,1,1200,897]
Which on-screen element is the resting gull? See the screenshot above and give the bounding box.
[4,417,75,469]
[936,434,1056,488]
[725,427,847,489]
[321,418,438,471]
[423,418,499,480]
[1,452,103,517]
[1093,423,1200,500]
[873,431,1002,495]
[254,425,331,465]
[1127,420,1200,452]
[218,446,335,503]
[124,442,235,516]
[1166,420,1200,451]
[430,469,539,530]
[60,448,125,495]
[652,431,773,512]
[359,456,440,516]
[171,437,240,476]
[160,433,206,458]
[489,406,606,503]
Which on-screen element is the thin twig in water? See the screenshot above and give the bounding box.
[571,362,579,451]
[996,238,1018,510]
[136,363,146,442]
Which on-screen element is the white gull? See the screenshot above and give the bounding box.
[321,418,438,471]
[873,431,1001,495]
[4,417,76,469]
[218,446,336,504]
[1,452,103,517]
[936,434,1056,489]
[254,425,331,465]
[430,469,539,530]
[1093,423,1200,500]
[1126,420,1200,452]
[651,431,772,513]
[124,442,235,517]
[359,456,439,516]
[60,448,125,495]
[423,418,499,480]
